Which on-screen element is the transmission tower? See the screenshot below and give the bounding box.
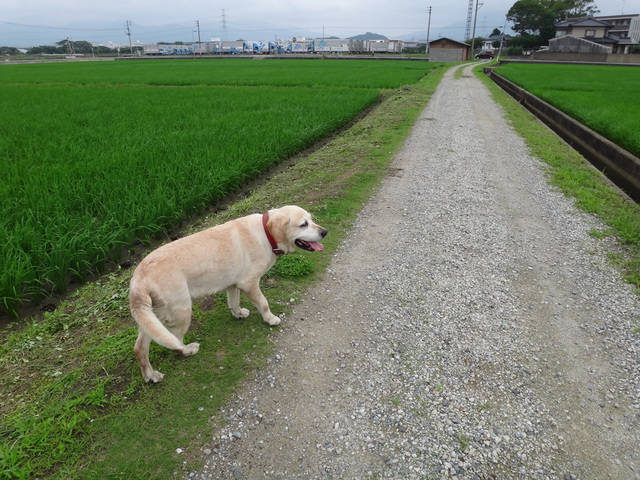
[221,9,228,41]
[464,0,473,40]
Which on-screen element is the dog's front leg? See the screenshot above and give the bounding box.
[227,286,250,318]
[239,281,281,326]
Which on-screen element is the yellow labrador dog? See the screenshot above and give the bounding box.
[130,205,327,383]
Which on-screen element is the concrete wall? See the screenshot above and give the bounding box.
[531,52,640,63]
[429,48,465,62]
[550,35,611,54]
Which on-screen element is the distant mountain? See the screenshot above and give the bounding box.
[348,32,388,41]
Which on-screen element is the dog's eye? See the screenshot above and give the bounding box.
[300,221,308,228]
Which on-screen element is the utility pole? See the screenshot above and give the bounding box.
[496,16,508,59]
[196,20,202,55]
[125,20,134,56]
[66,37,75,57]
[426,6,432,55]
[470,0,483,58]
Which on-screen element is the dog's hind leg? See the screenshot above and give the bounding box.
[226,286,250,319]
[133,302,200,383]
[164,305,200,359]
[134,330,165,383]
[167,305,193,343]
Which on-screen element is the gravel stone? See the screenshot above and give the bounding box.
[186,63,640,479]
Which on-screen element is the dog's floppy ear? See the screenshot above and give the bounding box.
[266,212,289,244]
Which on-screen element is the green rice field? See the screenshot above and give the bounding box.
[0,59,437,317]
[495,63,640,158]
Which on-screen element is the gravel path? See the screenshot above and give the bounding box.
[187,63,640,479]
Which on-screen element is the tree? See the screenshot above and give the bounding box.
[507,0,556,36]
[1,46,21,55]
[69,41,95,55]
[552,0,600,20]
[26,41,116,56]
[27,45,64,54]
[507,0,600,45]
[465,37,486,47]
[509,33,540,51]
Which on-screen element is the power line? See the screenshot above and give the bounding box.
[2,21,122,32]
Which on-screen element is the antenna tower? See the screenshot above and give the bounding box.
[465,0,473,40]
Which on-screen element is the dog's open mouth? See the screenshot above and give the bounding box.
[295,239,324,252]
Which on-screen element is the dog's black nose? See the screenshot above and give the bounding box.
[320,229,328,238]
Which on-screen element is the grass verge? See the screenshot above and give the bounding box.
[0,64,449,480]
[476,66,640,291]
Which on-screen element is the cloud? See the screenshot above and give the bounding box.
[2,0,637,47]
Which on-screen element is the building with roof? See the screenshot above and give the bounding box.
[481,34,512,51]
[428,37,470,62]
[595,14,640,43]
[554,16,638,53]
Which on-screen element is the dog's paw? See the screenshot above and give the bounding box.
[183,342,200,356]
[232,308,250,319]
[264,314,281,326]
[146,370,165,383]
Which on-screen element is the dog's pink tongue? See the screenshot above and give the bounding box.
[309,242,324,251]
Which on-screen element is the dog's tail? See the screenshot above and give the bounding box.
[129,280,187,352]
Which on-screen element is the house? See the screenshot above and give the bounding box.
[482,34,511,51]
[554,16,638,53]
[595,14,640,43]
[428,37,470,62]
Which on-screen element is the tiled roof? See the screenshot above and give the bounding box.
[556,17,613,28]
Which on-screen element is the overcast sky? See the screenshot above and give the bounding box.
[1,0,635,47]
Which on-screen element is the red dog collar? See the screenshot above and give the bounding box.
[262,213,285,256]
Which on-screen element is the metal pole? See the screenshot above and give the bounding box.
[196,20,202,55]
[496,16,508,60]
[426,6,432,55]
[470,0,482,59]
[126,21,133,56]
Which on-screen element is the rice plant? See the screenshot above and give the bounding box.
[0,59,440,317]
[495,63,640,158]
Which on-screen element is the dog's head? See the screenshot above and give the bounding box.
[266,205,328,254]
